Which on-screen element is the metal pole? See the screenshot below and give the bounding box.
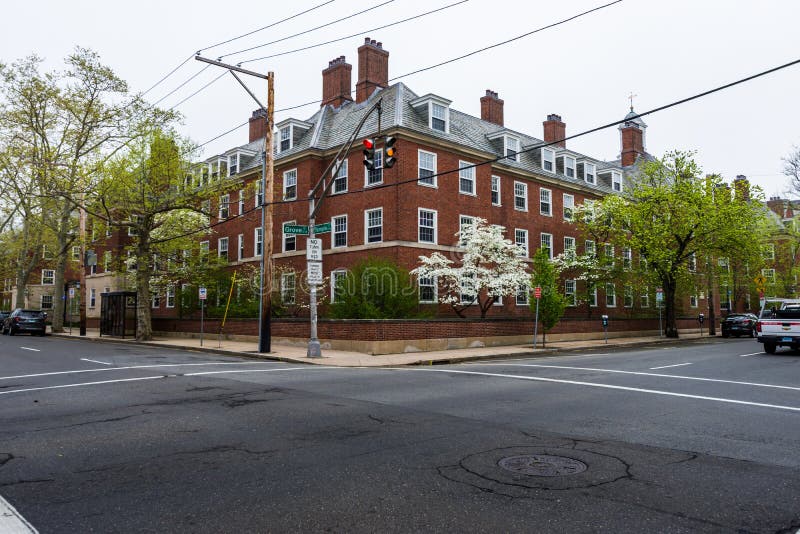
[533,298,539,349]
[659,305,663,337]
[307,203,321,358]
[200,298,204,347]
[79,194,87,336]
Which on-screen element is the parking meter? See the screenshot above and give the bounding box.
[698,313,705,336]
[601,315,609,344]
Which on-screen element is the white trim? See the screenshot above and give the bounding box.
[458,161,476,195]
[417,149,438,187]
[491,175,501,206]
[539,187,552,217]
[513,181,528,211]
[331,214,348,249]
[418,208,438,244]
[365,207,383,244]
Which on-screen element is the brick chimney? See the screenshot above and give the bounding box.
[248,108,267,143]
[321,56,353,108]
[356,38,389,103]
[619,108,647,167]
[480,90,504,126]
[543,114,566,148]
[733,175,751,202]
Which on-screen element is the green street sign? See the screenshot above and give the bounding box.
[283,224,309,235]
[313,222,331,234]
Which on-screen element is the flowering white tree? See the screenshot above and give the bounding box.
[412,218,530,318]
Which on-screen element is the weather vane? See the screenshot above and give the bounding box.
[628,92,637,111]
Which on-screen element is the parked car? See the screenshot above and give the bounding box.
[0,311,9,324]
[721,313,758,338]
[2,309,47,336]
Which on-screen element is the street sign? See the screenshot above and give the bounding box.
[754,274,767,289]
[534,286,542,299]
[306,238,323,261]
[283,224,309,235]
[199,287,207,300]
[68,288,75,298]
[656,288,663,302]
[307,262,323,285]
[313,222,331,234]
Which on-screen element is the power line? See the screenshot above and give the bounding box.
[238,0,468,65]
[153,65,211,106]
[168,71,228,112]
[220,0,397,59]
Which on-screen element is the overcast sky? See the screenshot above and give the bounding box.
[3,0,799,198]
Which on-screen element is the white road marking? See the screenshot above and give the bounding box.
[184,367,333,377]
[739,352,764,357]
[393,368,800,413]
[19,347,40,352]
[80,358,112,366]
[0,492,38,533]
[649,363,692,370]
[0,376,165,396]
[0,361,280,382]
[474,363,800,392]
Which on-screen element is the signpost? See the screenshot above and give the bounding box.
[307,262,323,285]
[533,286,542,349]
[656,288,664,337]
[284,223,309,235]
[306,238,323,262]
[199,286,207,347]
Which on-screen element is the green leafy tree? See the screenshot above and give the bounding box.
[530,248,567,347]
[587,151,768,337]
[328,257,421,319]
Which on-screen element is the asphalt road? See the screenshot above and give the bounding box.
[1,334,799,533]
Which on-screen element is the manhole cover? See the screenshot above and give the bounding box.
[498,454,587,477]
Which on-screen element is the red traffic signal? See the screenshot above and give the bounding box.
[363,138,376,170]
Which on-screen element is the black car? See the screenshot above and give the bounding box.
[0,311,9,324]
[721,313,758,338]
[2,309,47,336]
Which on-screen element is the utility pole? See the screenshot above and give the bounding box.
[79,195,87,336]
[195,55,274,352]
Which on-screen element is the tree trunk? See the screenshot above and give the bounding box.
[135,247,153,341]
[707,262,716,336]
[50,209,72,333]
[663,277,679,338]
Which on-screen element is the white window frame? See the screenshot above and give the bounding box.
[762,268,776,282]
[419,276,437,304]
[228,153,239,176]
[418,208,438,244]
[515,285,529,306]
[330,269,348,303]
[763,244,775,261]
[564,236,576,258]
[564,155,576,178]
[417,150,437,187]
[584,162,596,185]
[515,229,529,257]
[514,181,528,211]
[283,220,297,252]
[331,215,347,248]
[491,175,501,206]
[89,288,96,308]
[166,285,176,308]
[606,283,616,307]
[151,292,160,309]
[624,285,634,308]
[541,148,555,172]
[254,228,263,257]
[255,180,263,208]
[458,161,476,195]
[365,149,383,186]
[690,294,699,308]
[565,280,576,306]
[641,290,650,308]
[41,294,53,310]
[585,239,596,256]
[333,159,348,194]
[563,193,574,220]
[430,102,449,132]
[42,269,55,285]
[238,189,245,215]
[365,208,383,244]
[218,237,229,260]
[540,233,553,259]
[623,247,632,270]
[505,136,520,162]
[279,125,291,152]
[238,234,244,261]
[283,169,297,200]
[588,285,598,307]
[458,215,475,246]
[219,194,230,219]
[281,271,296,304]
[539,188,552,217]
[612,170,623,192]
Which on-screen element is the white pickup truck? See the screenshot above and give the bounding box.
[756,298,800,354]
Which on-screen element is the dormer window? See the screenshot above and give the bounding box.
[411,94,452,134]
[279,126,291,152]
[584,162,596,185]
[228,153,239,176]
[564,155,576,178]
[541,148,555,172]
[505,136,520,162]
[612,170,622,191]
[431,103,447,132]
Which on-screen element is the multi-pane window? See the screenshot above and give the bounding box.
[332,215,347,248]
[431,102,447,132]
[366,208,382,243]
[239,189,245,215]
[516,285,529,306]
[42,269,55,285]
[254,228,263,257]
[152,293,160,309]
[564,156,576,178]
[515,229,529,257]
[103,251,111,272]
[762,268,776,282]
[279,126,291,152]
[460,274,476,304]
[418,150,437,186]
[612,171,622,191]
[606,283,616,307]
[333,159,348,194]
[89,288,96,308]
[218,237,229,261]
[641,289,650,308]
[283,221,297,252]
[585,240,596,256]
[166,286,176,308]
[564,237,576,258]
[418,209,437,244]
[540,233,553,259]
[228,153,239,175]
[419,276,437,303]
[72,246,80,260]
[539,188,552,216]
[459,215,475,246]
[565,280,576,306]
[491,176,501,206]
[763,244,775,260]
[366,149,383,186]
[41,295,53,310]
[624,285,634,308]
[514,181,528,211]
[688,253,697,272]
[505,136,519,162]
[255,180,263,208]
[623,247,632,270]
[283,169,297,200]
[238,234,244,261]
[584,162,596,184]
[563,194,574,220]
[604,244,615,265]
[330,270,348,303]
[459,161,475,195]
[588,284,597,307]
[281,272,296,304]
[219,194,230,219]
[541,148,555,172]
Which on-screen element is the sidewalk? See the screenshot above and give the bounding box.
[50,328,716,367]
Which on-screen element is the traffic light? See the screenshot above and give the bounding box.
[363,138,376,170]
[384,136,397,168]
